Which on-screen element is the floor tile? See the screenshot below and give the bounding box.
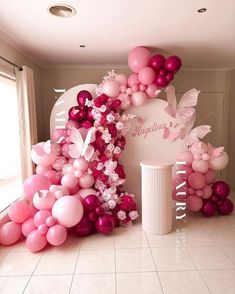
[80,233,114,250]
[115,229,148,248]
[24,275,72,294]
[159,271,209,294]
[70,274,115,294]
[147,231,180,247]
[187,246,235,270]
[117,272,163,294]
[0,251,41,276]
[116,248,155,272]
[8,239,30,252]
[0,248,9,262]
[75,249,115,274]
[45,235,81,252]
[200,269,235,294]
[0,276,30,294]
[222,246,235,263]
[152,247,195,271]
[206,229,235,246]
[34,251,78,275]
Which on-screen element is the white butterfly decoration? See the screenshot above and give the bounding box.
[68,127,96,161]
[184,125,212,146]
[32,140,52,155]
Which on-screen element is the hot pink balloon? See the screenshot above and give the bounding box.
[95,214,115,235]
[149,54,166,70]
[44,169,61,184]
[26,230,47,252]
[23,174,51,201]
[61,174,78,189]
[34,210,51,228]
[0,222,22,245]
[102,80,120,98]
[204,169,215,184]
[78,173,94,189]
[155,75,169,88]
[77,90,92,105]
[138,67,155,85]
[201,200,217,217]
[8,200,30,224]
[164,56,182,73]
[177,151,194,166]
[73,157,88,172]
[202,185,213,199]
[218,199,234,215]
[188,172,206,189]
[128,46,151,73]
[146,84,159,98]
[33,190,56,210]
[83,195,101,212]
[209,151,229,171]
[186,195,203,212]
[73,216,94,237]
[131,91,147,106]
[22,218,37,237]
[192,160,209,174]
[52,196,84,228]
[212,181,230,198]
[115,74,128,86]
[46,224,67,246]
[128,73,140,87]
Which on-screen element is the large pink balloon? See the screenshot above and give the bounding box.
[102,81,120,98]
[26,230,47,252]
[46,224,67,246]
[52,196,84,228]
[8,200,30,223]
[61,174,78,189]
[209,151,229,171]
[188,172,206,189]
[22,218,36,237]
[128,47,151,73]
[73,158,89,172]
[0,222,22,245]
[23,174,52,201]
[78,173,95,189]
[115,74,128,86]
[138,67,155,85]
[186,195,203,212]
[192,160,209,174]
[131,91,147,106]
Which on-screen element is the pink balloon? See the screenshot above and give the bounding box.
[61,174,78,189]
[22,218,37,237]
[73,158,88,172]
[52,129,67,144]
[102,80,120,98]
[139,84,147,91]
[69,185,80,195]
[52,196,84,228]
[177,151,194,166]
[78,188,98,199]
[0,222,22,245]
[209,151,229,171]
[128,46,151,73]
[118,93,132,110]
[33,190,56,210]
[38,224,48,235]
[36,165,52,174]
[34,210,51,228]
[8,200,30,223]
[23,174,52,201]
[131,85,139,92]
[186,195,203,212]
[149,54,166,70]
[61,143,70,158]
[46,216,56,227]
[44,170,61,184]
[192,160,209,174]
[78,173,95,189]
[131,91,148,106]
[95,214,115,235]
[31,142,57,166]
[46,224,67,246]
[188,172,206,189]
[202,185,213,199]
[146,84,159,98]
[28,204,38,218]
[115,74,128,86]
[138,67,155,85]
[26,230,47,252]
[195,189,203,197]
[204,169,215,184]
[128,73,140,87]
[175,165,193,180]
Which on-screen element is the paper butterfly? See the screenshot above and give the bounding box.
[207,143,224,157]
[68,127,96,161]
[32,140,52,155]
[185,125,211,146]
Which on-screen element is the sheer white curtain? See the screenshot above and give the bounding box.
[16,66,38,181]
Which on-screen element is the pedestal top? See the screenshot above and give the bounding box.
[140,160,173,169]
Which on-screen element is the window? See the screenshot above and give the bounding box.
[0,74,22,212]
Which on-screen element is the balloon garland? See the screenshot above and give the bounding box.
[0,47,233,252]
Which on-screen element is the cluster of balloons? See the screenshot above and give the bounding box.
[98,46,182,109]
[174,141,233,216]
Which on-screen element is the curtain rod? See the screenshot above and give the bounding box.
[0,56,23,71]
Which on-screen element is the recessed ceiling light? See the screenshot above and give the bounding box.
[197,8,207,13]
[80,45,86,48]
[48,4,76,17]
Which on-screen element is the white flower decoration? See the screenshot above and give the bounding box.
[114,146,121,154]
[129,211,139,221]
[106,113,115,123]
[107,144,115,152]
[108,199,117,209]
[117,210,126,220]
[102,129,112,144]
[116,121,124,130]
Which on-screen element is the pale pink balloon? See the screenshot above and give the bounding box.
[31,142,57,166]
[202,153,210,161]
[192,160,209,174]
[78,173,95,189]
[115,74,128,86]
[138,67,155,85]
[204,169,215,184]
[102,80,120,98]
[146,84,158,98]
[38,224,48,235]
[139,84,147,91]
[73,158,88,172]
[22,218,37,237]
[118,93,131,110]
[46,216,56,227]
[62,163,75,175]
[128,46,151,73]
[61,174,78,189]
[202,185,213,199]
[8,200,30,224]
[186,195,203,212]
[120,85,127,93]
[0,222,22,245]
[46,224,67,246]
[126,87,133,95]
[44,170,61,184]
[78,188,98,199]
[33,190,56,210]
[188,172,206,189]
[128,73,140,87]
[131,91,148,106]
[52,196,84,228]
[193,154,202,160]
[34,210,51,228]
[209,151,229,171]
[131,85,139,92]
[23,174,52,201]
[52,128,67,144]
[49,185,69,199]
[177,151,194,166]
[26,230,47,252]
[36,165,52,174]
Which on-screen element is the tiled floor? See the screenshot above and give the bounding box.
[0,214,235,294]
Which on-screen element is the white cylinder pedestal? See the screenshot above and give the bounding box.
[140,160,173,235]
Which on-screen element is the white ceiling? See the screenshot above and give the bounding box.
[0,0,234,69]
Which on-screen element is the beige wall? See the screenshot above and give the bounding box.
[0,37,44,141]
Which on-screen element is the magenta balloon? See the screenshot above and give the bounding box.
[77,90,92,105]
[95,214,114,235]
[0,222,22,245]
[23,174,52,202]
[46,224,67,246]
[83,195,101,212]
[22,218,37,237]
[26,230,47,252]
[201,200,217,217]
[73,216,94,237]
[155,75,169,88]
[149,54,166,70]
[164,56,182,73]
[212,181,230,198]
[186,195,203,212]
[128,46,151,73]
[188,172,206,189]
[8,200,30,224]
[218,198,234,215]
[166,72,174,82]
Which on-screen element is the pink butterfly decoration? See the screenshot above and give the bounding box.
[185,125,211,146]
[207,143,224,157]
[32,140,52,156]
